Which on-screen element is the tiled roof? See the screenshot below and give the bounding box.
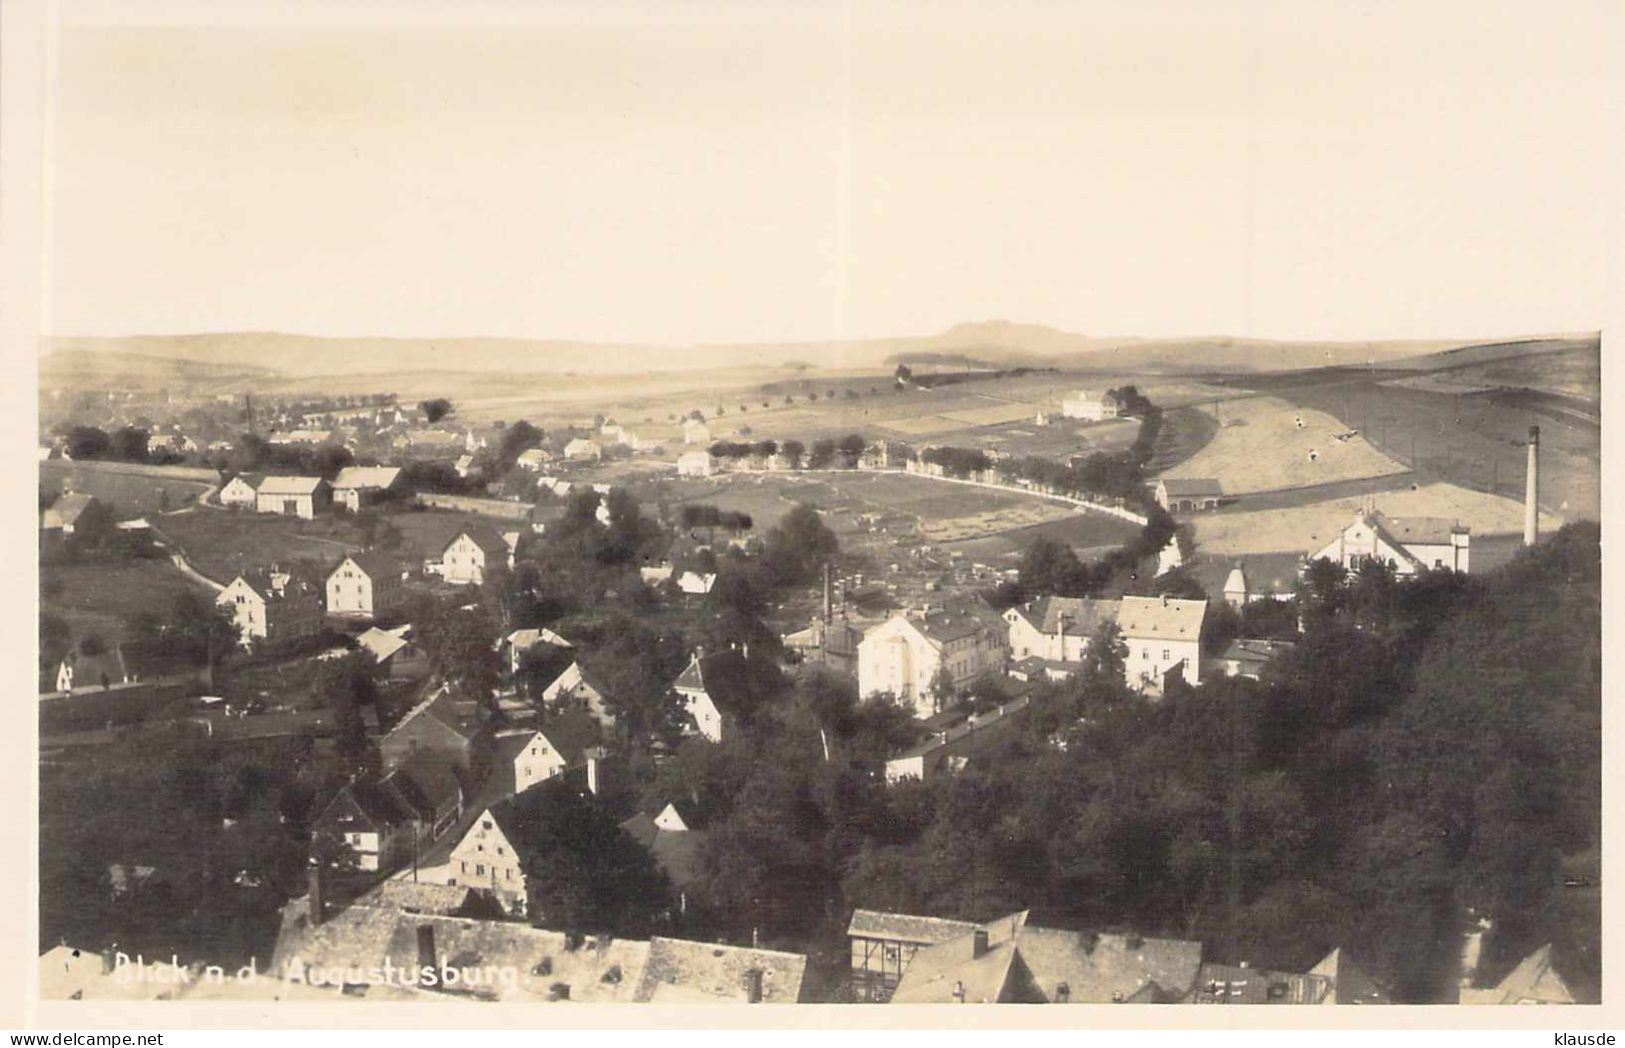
[889,913,1029,1004]
[1366,510,1467,546]
[1013,927,1203,1004]
[334,551,400,582]
[445,525,510,557]
[257,475,326,496]
[1307,948,1390,1004]
[1117,595,1207,642]
[635,938,806,1004]
[1193,962,1330,1004]
[1221,638,1297,663]
[357,625,412,663]
[332,466,402,491]
[847,910,981,946]
[673,649,766,718]
[1158,478,1223,497]
[1007,596,1120,636]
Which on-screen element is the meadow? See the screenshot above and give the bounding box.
[40,461,213,518]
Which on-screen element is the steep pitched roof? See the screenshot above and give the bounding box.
[387,752,463,814]
[223,472,265,490]
[57,643,129,689]
[257,475,327,496]
[1117,595,1207,643]
[847,910,981,946]
[1013,927,1203,1004]
[333,551,400,582]
[357,625,413,663]
[889,913,1031,1004]
[43,492,98,528]
[1007,596,1120,636]
[1308,948,1390,1004]
[1365,509,1467,547]
[1193,962,1331,1004]
[331,466,402,491]
[1462,944,1574,1005]
[635,938,806,1003]
[673,648,767,719]
[444,524,509,558]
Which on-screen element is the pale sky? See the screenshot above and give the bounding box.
[45,0,1620,345]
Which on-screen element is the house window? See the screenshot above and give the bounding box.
[476,864,485,876]
[1162,649,1170,661]
[482,820,492,830]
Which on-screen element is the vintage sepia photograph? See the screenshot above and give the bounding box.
[21,0,1612,1025]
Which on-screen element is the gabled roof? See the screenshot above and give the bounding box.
[386,752,463,814]
[386,686,475,744]
[1006,596,1120,636]
[257,475,326,496]
[1363,509,1468,546]
[357,625,413,663]
[1461,943,1574,1005]
[618,812,706,892]
[1013,926,1203,1004]
[890,912,1030,1004]
[1157,478,1223,497]
[331,550,400,582]
[1117,595,1207,642]
[506,627,573,652]
[673,648,767,719]
[222,472,265,490]
[1193,962,1330,1004]
[847,910,981,946]
[331,466,402,491]
[636,938,806,1004]
[444,524,509,558]
[57,643,129,688]
[1308,948,1390,1004]
[43,492,98,528]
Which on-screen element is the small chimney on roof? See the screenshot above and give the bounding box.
[307,860,326,926]
[972,928,990,958]
[416,924,437,982]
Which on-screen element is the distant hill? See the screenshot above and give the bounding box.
[39,324,1597,387]
[40,347,280,393]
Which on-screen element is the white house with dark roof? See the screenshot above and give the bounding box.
[217,570,324,647]
[564,438,601,462]
[1060,390,1122,422]
[857,605,1010,718]
[255,475,330,519]
[1153,477,1224,512]
[1117,595,1207,696]
[441,526,510,585]
[325,551,404,618]
[1309,507,1470,576]
[330,465,402,512]
[1002,596,1121,664]
[218,473,263,509]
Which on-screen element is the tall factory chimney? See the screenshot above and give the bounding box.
[1524,425,1540,547]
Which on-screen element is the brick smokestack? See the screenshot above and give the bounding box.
[1524,425,1540,547]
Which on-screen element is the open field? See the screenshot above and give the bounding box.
[937,511,1142,566]
[1146,405,1220,473]
[41,558,212,647]
[970,417,1141,460]
[155,510,363,583]
[40,461,213,518]
[1187,482,1564,557]
[1158,395,1410,495]
[1275,382,1600,521]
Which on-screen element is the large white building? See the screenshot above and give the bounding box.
[440,526,510,585]
[324,552,403,619]
[255,476,330,519]
[1309,507,1470,576]
[1060,390,1122,422]
[856,605,1010,719]
[1118,595,1207,696]
[1002,596,1121,664]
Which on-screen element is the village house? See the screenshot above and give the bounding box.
[356,624,431,680]
[311,756,464,873]
[453,454,476,478]
[563,438,601,462]
[673,647,767,743]
[677,451,716,477]
[269,429,335,447]
[682,418,712,445]
[1458,944,1574,1005]
[537,660,616,727]
[1118,595,1207,696]
[271,881,808,1004]
[856,604,1010,719]
[501,626,573,676]
[440,526,510,585]
[884,695,1033,785]
[330,465,402,512]
[379,686,483,779]
[677,570,717,596]
[1153,478,1224,513]
[1215,638,1297,680]
[1002,596,1121,664]
[781,616,866,676]
[40,492,103,535]
[53,640,130,693]
[216,569,324,648]
[255,475,331,519]
[444,801,531,916]
[1309,506,1471,576]
[516,448,554,472]
[1060,389,1122,422]
[324,551,404,619]
[866,910,1205,1005]
[619,803,706,915]
[494,711,603,797]
[218,472,262,509]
